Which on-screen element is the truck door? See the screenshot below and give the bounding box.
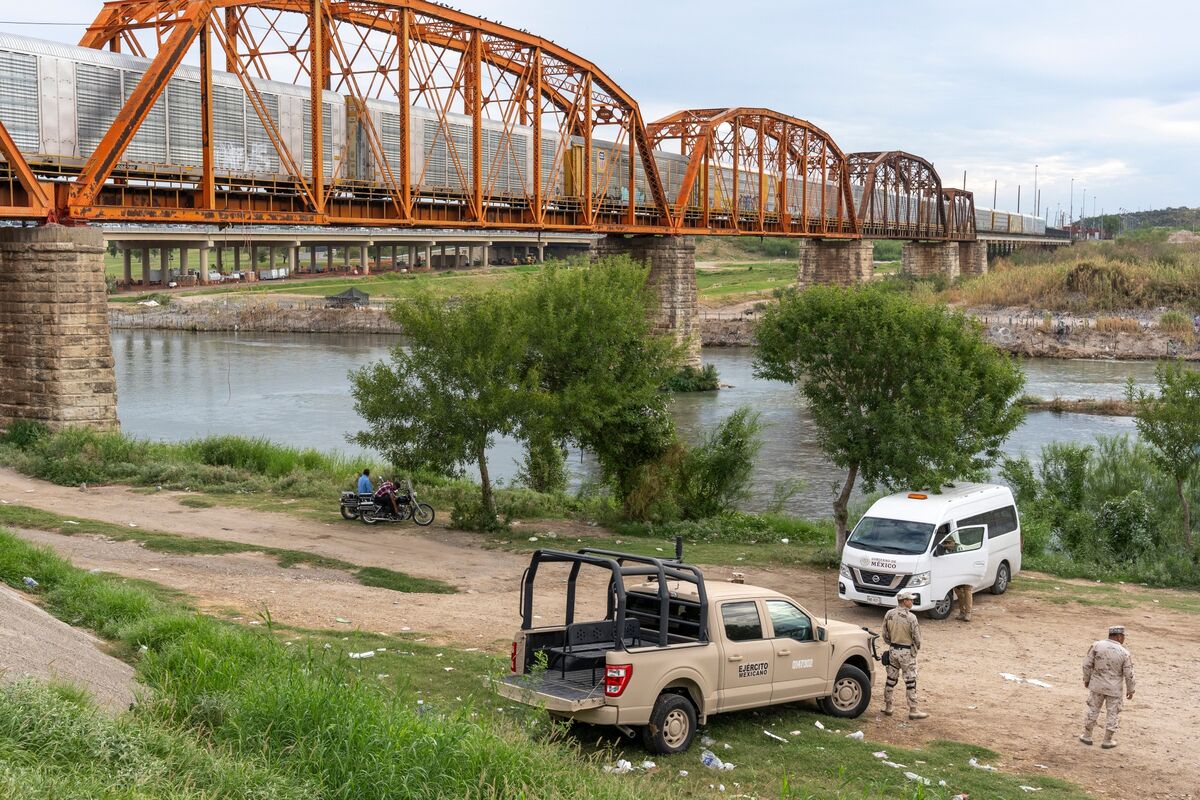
[717,601,775,712]
[764,600,831,703]
[932,524,989,598]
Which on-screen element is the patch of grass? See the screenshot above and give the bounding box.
[1094,315,1141,334]
[1017,395,1133,416]
[1158,309,1195,343]
[178,495,216,508]
[0,681,315,799]
[354,566,456,594]
[944,240,1200,312]
[697,262,796,300]
[0,504,453,594]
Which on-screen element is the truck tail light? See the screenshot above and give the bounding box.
[605,664,633,697]
[510,641,518,673]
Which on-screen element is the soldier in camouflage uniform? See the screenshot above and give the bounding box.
[1079,625,1136,749]
[882,591,929,720]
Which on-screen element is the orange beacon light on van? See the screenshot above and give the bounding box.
[907,493,928,500]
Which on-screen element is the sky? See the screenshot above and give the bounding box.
[5,0,1198,220]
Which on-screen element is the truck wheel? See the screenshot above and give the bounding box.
[991,561,1011,595]
[925,591,954,620]
[819,664,872,718]
[641,693,697,755]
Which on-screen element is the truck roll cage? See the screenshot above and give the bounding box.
[519,547,710,648]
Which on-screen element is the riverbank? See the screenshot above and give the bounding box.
[1,463,1195,799]
[111,297,1200,361]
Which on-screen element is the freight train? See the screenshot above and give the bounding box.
[0,32,1035,236]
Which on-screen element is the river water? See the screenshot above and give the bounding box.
[112,330,1153,517]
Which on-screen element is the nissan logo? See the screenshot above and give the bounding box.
[871,575,881,584]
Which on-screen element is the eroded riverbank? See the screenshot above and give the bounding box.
[111,298,1200,361]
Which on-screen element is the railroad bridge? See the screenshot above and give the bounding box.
[0,0,1065,430]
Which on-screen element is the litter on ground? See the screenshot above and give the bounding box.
[814,720,825,730]
[763,730,787,743]
[846,730,864,740]
[872,751,888,759]
[603,759,633,775]
[904,772,932,786]
[348,651,376,659]
[969,757,998,772]
[1001,672,1053,688]
[1020,787,1043,793]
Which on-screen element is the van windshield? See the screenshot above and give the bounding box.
[847,517,936,555]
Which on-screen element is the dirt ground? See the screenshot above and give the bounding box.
[1,468,1196,800]
[0,583,136,713]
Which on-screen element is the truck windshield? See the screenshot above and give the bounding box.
[847,517,936,555]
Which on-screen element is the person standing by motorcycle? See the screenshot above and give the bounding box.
[373,475,402,518]
[357,469,374,495]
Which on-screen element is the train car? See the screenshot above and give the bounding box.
[0,32,346,183]
[0,31,853,228]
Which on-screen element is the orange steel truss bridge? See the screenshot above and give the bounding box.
[0,0,985,241]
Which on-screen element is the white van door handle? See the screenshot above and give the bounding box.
[776,649,792,656]
[973,561,986,567]
[727,655,743,662]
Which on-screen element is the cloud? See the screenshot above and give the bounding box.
[3,0,1195,211]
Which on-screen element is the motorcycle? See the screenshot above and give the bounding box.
[340,491,368,520]
[358,480,435,526]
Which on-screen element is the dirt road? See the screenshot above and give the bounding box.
[1,468,1195,800]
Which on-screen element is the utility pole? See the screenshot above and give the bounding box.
[1017,185,1021,214]
[1069,178,1075,237]
[1034,164,1039,216]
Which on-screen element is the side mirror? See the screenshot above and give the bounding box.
[817,627,827,642]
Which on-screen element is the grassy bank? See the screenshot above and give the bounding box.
[945,239,1200,312]
[0,530,1088,799]
[0,530,674,800]
[0,503,452,593]
[0,424,599,525]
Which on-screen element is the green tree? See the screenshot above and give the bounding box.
[516,259,681,507]
[349,290,539,523]
[1128,362,1200,549]
[754,285,1025,551]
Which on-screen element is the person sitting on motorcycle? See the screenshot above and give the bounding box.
[357,468,373,495]
[373,476,402,518]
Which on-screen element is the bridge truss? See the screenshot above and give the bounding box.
[0,0,975,240]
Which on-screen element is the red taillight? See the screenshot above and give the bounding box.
[604,664,633,697]
[510,641,518,673]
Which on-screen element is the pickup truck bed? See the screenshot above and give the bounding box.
[499,669,603,703]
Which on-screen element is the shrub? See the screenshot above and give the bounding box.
[676,407,763,519]
[664,364,720,393]
[0,419,49,448]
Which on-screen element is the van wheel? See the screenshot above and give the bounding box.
[926,592,954,620]
[991,561,1011,595]
[641,693,697,754]
[819,664,872,718]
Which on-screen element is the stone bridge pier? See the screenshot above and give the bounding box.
[901,240,989,281]
[796,240,875,288]
[0,225,119,431]
[593,235,701,368]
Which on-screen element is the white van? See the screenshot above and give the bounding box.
[837,483,1022,619]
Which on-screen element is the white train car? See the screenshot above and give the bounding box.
[0,31,851,226]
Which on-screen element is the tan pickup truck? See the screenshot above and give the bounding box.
[494,548,879,754]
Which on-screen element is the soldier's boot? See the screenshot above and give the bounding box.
[1101,732,1117,749]
[1078,727,1094,746]
[881,700,894,716]
[908,709,929,720]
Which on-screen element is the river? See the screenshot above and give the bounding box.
[112,330,1151,517]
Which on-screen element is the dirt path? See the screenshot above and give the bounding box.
[0,584,136,713]
[1,468,1196,799]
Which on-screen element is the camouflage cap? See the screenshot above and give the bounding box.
[897,591,915,602]
[1109,625,1126,636]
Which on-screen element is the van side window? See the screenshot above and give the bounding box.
[960,505,1019,538]
[721,601,763,642]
